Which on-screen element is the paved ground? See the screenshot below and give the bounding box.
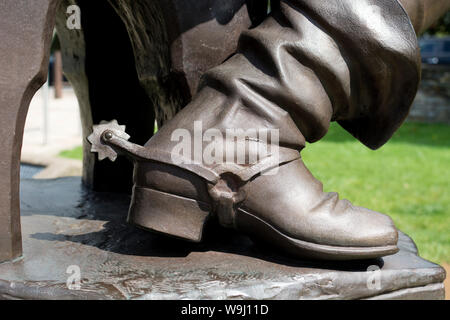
[21,85,82,178]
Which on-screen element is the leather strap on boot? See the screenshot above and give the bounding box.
[88,120,301,185]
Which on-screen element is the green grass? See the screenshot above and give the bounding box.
[60,122,450,264]
[302,122,450,264]
[59,145,83,160]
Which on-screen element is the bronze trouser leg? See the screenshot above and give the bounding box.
[150,0,425,157]
[0,0,59,262]
[215,0,450,150]
[201,0,450,149]
[185,0,421,150]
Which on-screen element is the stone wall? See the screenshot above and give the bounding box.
[408,64,450,124]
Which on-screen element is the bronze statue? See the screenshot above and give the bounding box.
[0,0,448,264]
[87,0,450,260]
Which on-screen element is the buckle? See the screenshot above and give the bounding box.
[207,174,247,228]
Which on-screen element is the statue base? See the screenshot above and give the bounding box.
[0,178,445,299]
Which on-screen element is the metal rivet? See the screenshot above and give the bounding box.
[104,131,113,140]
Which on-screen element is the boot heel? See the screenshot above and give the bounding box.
[128,187,212,242]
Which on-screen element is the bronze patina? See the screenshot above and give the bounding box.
[87,0,450,260]
[0,0,449,264]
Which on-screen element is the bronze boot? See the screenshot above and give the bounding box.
[88,0,423,260]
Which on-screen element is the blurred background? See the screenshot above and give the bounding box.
[21,9,450,295]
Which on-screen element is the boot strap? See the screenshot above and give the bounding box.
[97,128,301,184]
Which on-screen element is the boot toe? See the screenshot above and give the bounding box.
[343,206,398,248]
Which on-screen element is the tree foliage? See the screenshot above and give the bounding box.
[425,11,450,36]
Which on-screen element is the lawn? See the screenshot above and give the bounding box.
[60,122,450,264]
[59,145,83,160]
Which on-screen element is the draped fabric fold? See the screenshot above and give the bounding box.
[198,0,420,150]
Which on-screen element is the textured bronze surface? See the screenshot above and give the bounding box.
[90,0,433,260]
[0,0,60,262]
[90,122,399,260]
[0,0,449,266]
[0,178,444,299]
[88,0,450,260]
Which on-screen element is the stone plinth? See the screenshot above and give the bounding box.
[0,178,445,300]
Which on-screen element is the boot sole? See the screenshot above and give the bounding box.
[235,208,399,260]
[129,186,399,260]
